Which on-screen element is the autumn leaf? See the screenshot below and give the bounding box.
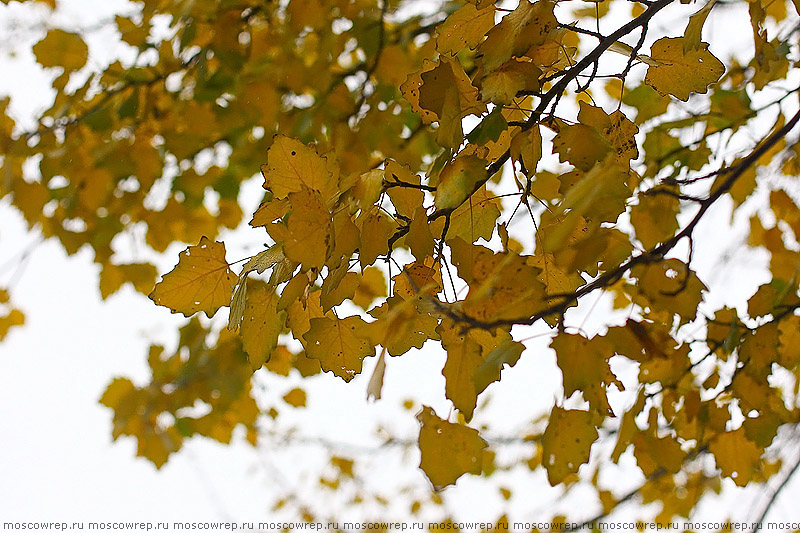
[417,406,487,489]
[150,237,237,318]
[434,153,488,210]
[541,407,597,486]
[436,3,495,54]
[260,136,338,203]
[551,333,623,416]
[709,428,763,487]
[269,187,332,270]
[477,0,557,72]
[240,280,286,370]
[33,29,88,71]
[303,316,375,382]
[645,37,725,101]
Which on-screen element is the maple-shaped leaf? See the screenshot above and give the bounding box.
[541,407,597,486]
[260,135,338,203]
[417,406,487,489]
[436,3,495,54]
[644,37,725,101]
[303,316,374,382]
[150,236,237,318]
[241,280,286,370]
[33,29,88,71]
[477,0,557,72]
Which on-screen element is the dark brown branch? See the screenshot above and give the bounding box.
[384,174,437,192]
[750,445,800,533]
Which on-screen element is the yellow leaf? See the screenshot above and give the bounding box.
[709,427,763,487]
[510,125,543,173]
[419,58,485,123]
[99,262,158,299]
[366,348,386,401]
[303,316,374,382]
[385,160,424,219]
[577,103,639,162]
[364,296,440,356]
[250,198,290,227]
[630,192,680,249]
[551,332,623,416]
[439,319,485,421]
[477,0,557,72]
[260,136,338,203]
[407,57,486,148]
[446,185,502,244]
[632,259,707,324]
[393,261,442,299]
[406,207,436,261]
[552,122,613,172]
[150,236,237,318]
[778,315,800,370]
[320,271,359,312]
[241,280,286,369]
[271,188,332,270]
[541,407,597,486]
[480,60,542,105]
[684,0,718,53]
[436,3,495,54]
[645,37,724,101]
[282,388,307,408]
[417,406,487,489]
[33,29,88,71]
[435,154,487,210]
[352,267,386,309]
[0,308,24,341]
[457,245,547,323]
[558,161,631,225]
[358,207,394,268]
[633,428,685,477]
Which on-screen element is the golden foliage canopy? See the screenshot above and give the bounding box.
[3,0,800,524]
